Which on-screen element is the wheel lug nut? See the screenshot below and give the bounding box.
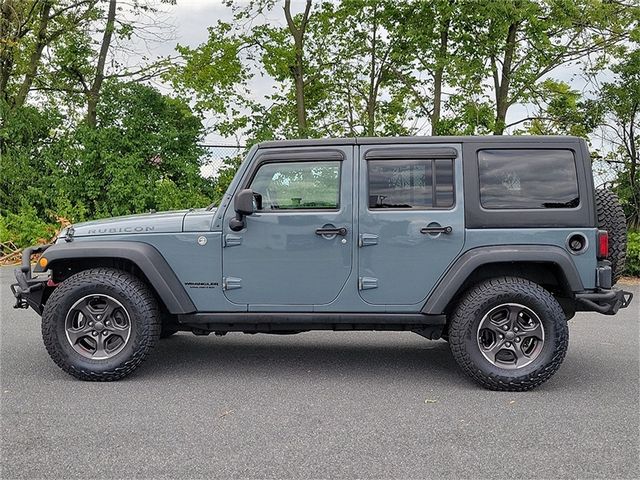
[502,325,508,331]
[514,327,519,332]
[97,315,102,320]
[516,337,521,342]
[105,321,111,326]
[92,331,97,336]
[505,341,512,347]
[103,331,108,336]
[498,334,504,339]
[89,322,94,327]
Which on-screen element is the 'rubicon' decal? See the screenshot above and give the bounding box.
[87,226,155,234]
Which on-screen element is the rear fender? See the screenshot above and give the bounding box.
[422,245,584,314]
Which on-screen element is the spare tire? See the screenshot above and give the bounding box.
[595,189,627,284]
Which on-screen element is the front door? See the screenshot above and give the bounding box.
[357,144,465,306]
[222,146,353,307]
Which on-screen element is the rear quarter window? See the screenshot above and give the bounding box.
[478,149,579,209]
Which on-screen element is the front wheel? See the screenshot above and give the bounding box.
[42,268,161,381]
[448,277,568,391]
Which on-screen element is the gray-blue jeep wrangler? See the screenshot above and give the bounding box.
[11,136,634,390]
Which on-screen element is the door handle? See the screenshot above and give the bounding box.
[315,227,348,236]
[420,225,453,234]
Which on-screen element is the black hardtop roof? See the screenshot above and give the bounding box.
[257,135,583,149]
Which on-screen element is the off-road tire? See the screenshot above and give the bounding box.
[42,268,161,381]
[449,277,568,391]
[595,189,627,284]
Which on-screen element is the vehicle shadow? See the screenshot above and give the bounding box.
[130,331,617,393]
[135,332,467,385]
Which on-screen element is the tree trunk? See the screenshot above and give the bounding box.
[284,0,311,138]
[0,0,16,103]
[292,47,306,136]
[366,3,379,137]
[86,0,116,128]
[14,1,52,108]
[431,19,449,136]
[627,105,639,227]
[493,22,518,135]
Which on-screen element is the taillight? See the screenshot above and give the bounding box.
[597,230,609,259]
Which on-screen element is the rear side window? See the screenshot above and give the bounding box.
[478,149,579,209]
[368,159,454,209]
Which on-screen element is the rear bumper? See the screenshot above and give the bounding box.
[10,244,51,315]
[575,288,634,315]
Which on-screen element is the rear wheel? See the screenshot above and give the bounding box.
[42,268,161,381]
[448,277,568,391]
[595,189,627,284]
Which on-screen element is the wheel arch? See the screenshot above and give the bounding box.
[422,245,584,317]
[38,241,196,315]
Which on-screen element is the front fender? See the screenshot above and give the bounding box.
[37,241,196,314]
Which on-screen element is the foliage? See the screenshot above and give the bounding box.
[626,231,640,277]
[521,80,603,139]
[0,203,58,246]
[168,0,637,141]
[2,0,640,250]
[1,81,214,246]
[166,0,638,224]
[61,80,214,218]
[595,44,640,227]
[0,101,65,218]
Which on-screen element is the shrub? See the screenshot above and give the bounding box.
[0,204,58,247]
[625,231,640,277]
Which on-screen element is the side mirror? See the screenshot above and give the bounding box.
[229,189,261,231]
[235,189,256,216]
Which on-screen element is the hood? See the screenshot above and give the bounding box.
[67,210,191,238]
[63,208,219,239]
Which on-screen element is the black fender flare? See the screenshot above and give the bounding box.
[422,245,584,314]
[36,241,196,314]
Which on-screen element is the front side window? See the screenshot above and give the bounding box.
[368,159,454,209]
[478,149,579,209]
[250,161,340,210]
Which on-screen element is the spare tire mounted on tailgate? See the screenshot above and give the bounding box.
[595,189,627,284]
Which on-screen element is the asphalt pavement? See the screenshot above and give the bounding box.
[1,266,638,479]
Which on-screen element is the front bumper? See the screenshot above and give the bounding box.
[10,244,51,314]
[575,288,634,315]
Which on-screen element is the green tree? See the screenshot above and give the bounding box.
[596,47,640,227]
[0,0,100,110]
[520,79,602,138]
[457,0,634,134]
[61,80,214,217]
[0,101,67,232]
[392,0,468,135]
[1,80,215,247]
[311,0,415,137]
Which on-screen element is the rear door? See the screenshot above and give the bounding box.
[357,144,465,305]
